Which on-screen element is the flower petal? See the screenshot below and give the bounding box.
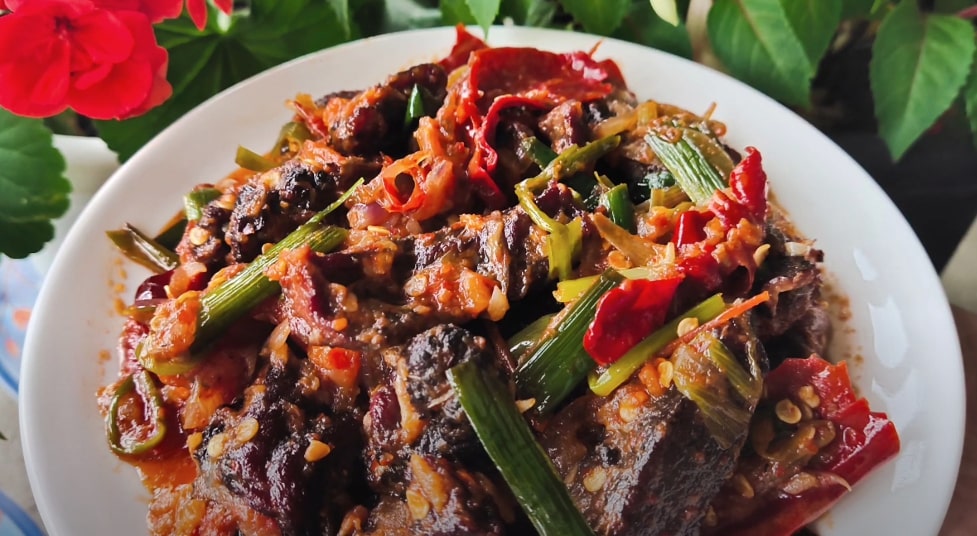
[92,0,183,23]
[72,9,133,65]
[68,59,152,119]
[185,0,206,30]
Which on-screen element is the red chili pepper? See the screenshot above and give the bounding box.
[583,276,683,366]
[672,209,711,247]
[458,46,615,207]
[707,147,767,228]
[706,357,900,536]
[439,24,488,72]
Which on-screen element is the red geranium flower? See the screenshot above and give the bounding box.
[0,0,171,120]
[92,0,184,23]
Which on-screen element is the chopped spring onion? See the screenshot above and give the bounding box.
[587,293,726,396]
[184,188,221,221]
[107,224,180,273]
[553,267,657,303]
[405,84,428,126]
[520,136,558,167]
[275,121,313,153]
[507,313,556,364]
[645,128,730,205]
[601,183,635,232]
[448,361,595,536]
[235,146,276,172]
[137,180,363,375]
[106,371,167,456]
[671,334,763,448]
[515,270,625,413]
[515,137,619,281]
[154,216,187,250]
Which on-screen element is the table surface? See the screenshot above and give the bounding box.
[2,277,976,534]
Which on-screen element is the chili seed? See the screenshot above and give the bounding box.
[752,243,771,266]
[235,417,260,443]
[206,432,228,459]
[782,472,819,495]
[676,317,699,337]
[797,385,821,409]
[515,398,537,413]
[775,399,802,424]
[732,473,755,498]
[583,467,608,492]
[406,488,430,520]
[304,439,332,462]
[188,227,209,246]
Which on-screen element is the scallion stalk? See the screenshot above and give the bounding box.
[138,180,363,375]
[515,270,625,413]
[645,130,727,205]
[447,361,595,536]
[601,183,635,232]
[588,293,726,396]
[184,188,221,221]
[107,224,180,273]
[235,146,276,172]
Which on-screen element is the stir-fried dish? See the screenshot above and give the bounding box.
[100,27,900,536]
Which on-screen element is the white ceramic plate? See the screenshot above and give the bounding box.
[20,26,964,535]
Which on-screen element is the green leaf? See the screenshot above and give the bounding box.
[326,0,352,39]
[559,0,630,35]
[650,0,681,25]
[707,0,841,107]
[442,0,477,24]
[959,48,977,150]
[501,0,557,26]
[841,0,875,19]
[0,110,70,259]
[869,1,976,159]
[933,0,972,14]
[0,221,56,259]
[96,1,348,162]
[781,0,842,65]
[466,0,501,34]
[614,1,693,58]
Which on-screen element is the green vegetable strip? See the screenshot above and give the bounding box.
[520,136,558,167]
[154,218,187,250]
[588,293,726,396]
[645,132,726,205]
[107,224,180,273]
[107,371,167,456]
[190,179,363,353]
[602,183,635,232]
[184,188,221,221]
[707,339,762,402]
[404,84,427,126]
[553,267,655,303]
[515,270,625,413]
[447,361,595,536]
[515,136,620,280]
[235,145,276,172]
[507,313,555,364]
[275,121,313,152]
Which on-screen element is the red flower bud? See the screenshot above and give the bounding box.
[0,0,172,120]
[185,0,233,30]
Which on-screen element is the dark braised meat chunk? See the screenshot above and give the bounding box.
[327,63,448,157]
[753,208,830,363]
[192,360,364,536]
[176,191,232,269]
[365,324,488,493]
[541,318,765,536]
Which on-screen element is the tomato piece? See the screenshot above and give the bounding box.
[583,276,683,365]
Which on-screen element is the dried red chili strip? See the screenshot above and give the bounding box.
[583,276,683,365]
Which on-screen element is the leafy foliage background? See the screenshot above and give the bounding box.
[3,0,977,259]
